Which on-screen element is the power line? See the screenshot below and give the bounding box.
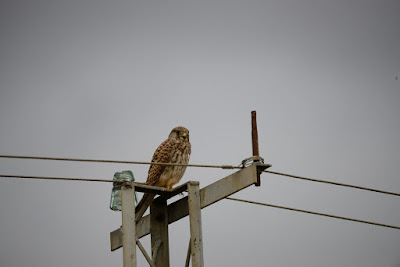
[1,173,399,230]
[264,170,400,197]
[1,154,400,197]
[226,197,400,230]
[0,174,116,183]
[0,155,238,169]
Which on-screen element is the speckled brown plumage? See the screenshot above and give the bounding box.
[136,126,191,217]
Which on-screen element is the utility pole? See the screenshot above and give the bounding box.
[150,196,169,266]
[121,183,136,266]
[110,110,270,266]
[187,181,203,266]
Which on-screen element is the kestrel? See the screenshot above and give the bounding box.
[135,126,191,219]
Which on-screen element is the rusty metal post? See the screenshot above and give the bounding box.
[187,181,204,267]
[251,110,259,157]
[251,110,261,186]
[121,182,137,267]
[150,197,169,267]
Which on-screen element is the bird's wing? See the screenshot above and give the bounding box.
[136,139,174,220]
[146,138,174,185]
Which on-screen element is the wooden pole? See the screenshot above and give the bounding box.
[188,181,204,267]
[150,197,169,267]
[121,182,137,267]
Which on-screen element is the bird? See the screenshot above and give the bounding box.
[135,126,191,220]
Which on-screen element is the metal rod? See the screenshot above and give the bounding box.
[251,110,259,157]
[251,110,261,186]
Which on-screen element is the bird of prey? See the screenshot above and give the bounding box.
[135,126,191,220]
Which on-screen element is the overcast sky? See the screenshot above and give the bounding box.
[1,0,400,266]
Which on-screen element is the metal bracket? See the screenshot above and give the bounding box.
[255,162,271,186]
[241,156,265,168]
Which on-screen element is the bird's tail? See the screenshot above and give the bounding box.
[135,193,155,221]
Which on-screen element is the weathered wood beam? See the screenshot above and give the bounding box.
[187,181,204,267]
[110,163,270,251]
[133,182,188,196]
[150,198,170,267]
[121,183,137,267]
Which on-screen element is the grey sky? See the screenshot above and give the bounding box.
[1,0,399,266]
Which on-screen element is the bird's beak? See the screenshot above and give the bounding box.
[181,132,188,139]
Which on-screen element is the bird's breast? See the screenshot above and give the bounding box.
[156,143,190,188]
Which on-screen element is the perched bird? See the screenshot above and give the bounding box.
[135,126,191,220]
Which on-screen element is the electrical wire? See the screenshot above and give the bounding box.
[226,197,400,230]
[1,173,399,230]
[0,174,117,183]
[264,170,400,197]
[0,154,238,169]
[1,154,400,197]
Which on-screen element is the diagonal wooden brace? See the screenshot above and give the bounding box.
[135,194,155,222]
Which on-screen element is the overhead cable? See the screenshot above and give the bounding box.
[1,154,399,197]
[0,174,117,183]
[264,170,400,197]
[226,197,400,230]
[0,154,238,169]
[1,173,399,230]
